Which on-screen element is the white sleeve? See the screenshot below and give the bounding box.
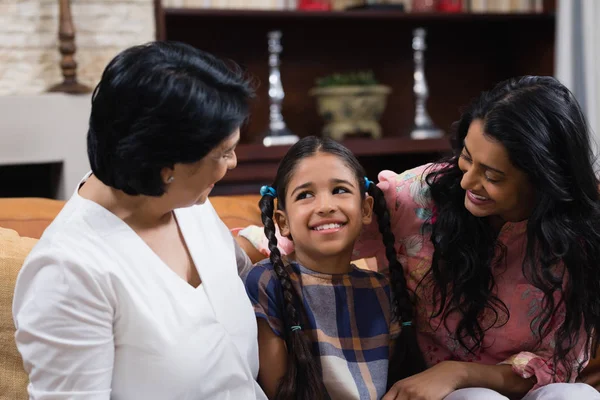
[13,251,115,399]
[201,199,245,275]
[233,234,253,277]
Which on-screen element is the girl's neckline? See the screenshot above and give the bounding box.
[286,259,361,280]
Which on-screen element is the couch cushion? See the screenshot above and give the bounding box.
[0,195,261,240]
[0,198,65,240]
[210,194,262,230]
[0,227,36,399]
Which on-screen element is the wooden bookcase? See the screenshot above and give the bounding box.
[154,3,556,195]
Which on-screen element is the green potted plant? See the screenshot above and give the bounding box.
[309,71,391,141]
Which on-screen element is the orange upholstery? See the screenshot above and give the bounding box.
[210,195,262,231]
[0,196,262,240]
[0,198,65,240]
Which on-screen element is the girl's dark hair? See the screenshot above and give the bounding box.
[88,41,254,196]
[425,75,600,380]
[259,136,426,399]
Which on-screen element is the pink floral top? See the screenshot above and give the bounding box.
[354,164,589,391]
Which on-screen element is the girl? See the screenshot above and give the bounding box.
[243,136,425,400]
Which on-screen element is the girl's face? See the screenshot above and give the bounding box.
[458,119,535,225]
[275,152,373,261]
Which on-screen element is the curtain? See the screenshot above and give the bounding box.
[556,0,600,158]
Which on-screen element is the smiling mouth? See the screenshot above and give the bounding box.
[470,192,489,201]
[311,223,346,231]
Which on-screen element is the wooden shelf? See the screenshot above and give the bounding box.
[235,136,451,161]
[212,137,451,195]
[164,8,554,21]
[159,6,555,144]
[156,1,555,194]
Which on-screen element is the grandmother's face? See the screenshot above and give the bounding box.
[164,129,239,208]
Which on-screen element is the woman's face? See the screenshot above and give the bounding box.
[457,119,535,224]
[162,129,240,208]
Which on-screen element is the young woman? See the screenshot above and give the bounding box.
[360,76,600,400]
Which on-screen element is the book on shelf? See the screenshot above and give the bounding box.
[162,0,296,9]
[161,0,543,12]
[469,0,543,13]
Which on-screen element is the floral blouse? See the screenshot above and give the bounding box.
[353,164,589,391]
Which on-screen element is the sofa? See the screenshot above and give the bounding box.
[2,196,600,398]
[0,195,266,399]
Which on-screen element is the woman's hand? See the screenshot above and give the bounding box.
[383,361,534,400]
[382,361,465,400]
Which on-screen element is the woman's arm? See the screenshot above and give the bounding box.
[383,361,534,400]
[234,233,265,273]
[458,363,535,397]
[385,307,589,399]
[354,165,435,269]
[13,254,115,399]
[256,319,288,399]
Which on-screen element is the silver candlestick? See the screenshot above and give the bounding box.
[262,30,298,147]
[410,27,444,140]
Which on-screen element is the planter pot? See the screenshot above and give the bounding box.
[309,85,391,141]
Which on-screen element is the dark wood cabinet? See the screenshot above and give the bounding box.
[154,3,555,194]
[214,136,451,195]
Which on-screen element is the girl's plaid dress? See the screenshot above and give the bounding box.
[243,259,399,400]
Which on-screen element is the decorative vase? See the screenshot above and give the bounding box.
[309,85,391,141]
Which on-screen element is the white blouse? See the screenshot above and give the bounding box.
[13,186,267,400]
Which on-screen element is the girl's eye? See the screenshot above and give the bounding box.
[485,175,500,183]
[223,152,234,159]
[333,187,350,195]
[296,191,313,201]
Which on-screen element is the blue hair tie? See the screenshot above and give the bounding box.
[364,177,373,190]
[290,325,302,332]
[260,185,277,198]
[402,321,413,327]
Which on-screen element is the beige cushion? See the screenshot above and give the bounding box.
[0,227,36,399]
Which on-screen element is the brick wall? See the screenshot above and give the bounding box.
[0,0,155,95]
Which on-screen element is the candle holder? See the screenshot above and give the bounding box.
[262,30,299,147]
[410,27,443,140]
[47,0,91,94]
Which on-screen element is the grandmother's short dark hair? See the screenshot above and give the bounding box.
[87,41,254,196]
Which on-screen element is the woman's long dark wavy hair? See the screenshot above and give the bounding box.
[425,76,600,380]
[259,136,426,399]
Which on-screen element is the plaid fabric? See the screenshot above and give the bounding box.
[244,259,399,400]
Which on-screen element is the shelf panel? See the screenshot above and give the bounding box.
[235,136,451,162]
[210,136,452,195]
[164,8,554,22]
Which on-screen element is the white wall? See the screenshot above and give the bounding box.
[0,94,91,199]
[0,0,155,198]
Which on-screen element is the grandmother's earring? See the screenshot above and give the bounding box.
[166,176,175,184]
